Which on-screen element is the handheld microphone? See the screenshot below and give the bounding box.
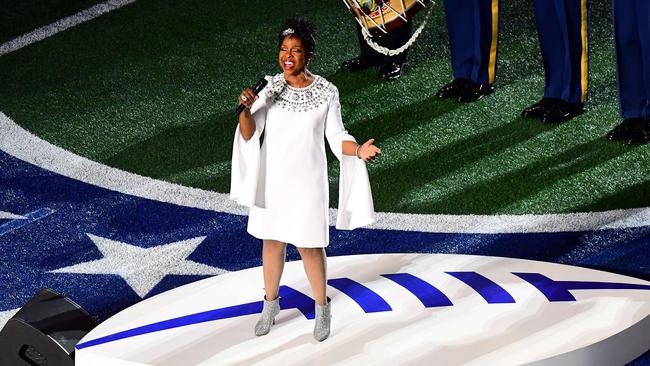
[234,78,268,117]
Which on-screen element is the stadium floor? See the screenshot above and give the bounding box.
[1,0,649,364]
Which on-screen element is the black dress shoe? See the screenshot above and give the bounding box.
[522,98,559,119]
[379,62,405,80]
[436,78,471,99]
[541,101,584,123]
[458,82,494,102]
[342,56,380,71]
[626,119,650,145]
[607,118,643,141]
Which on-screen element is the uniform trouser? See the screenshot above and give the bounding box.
[613,0,650,119]
[443,0,500,85]
[356,22,412,66]
[533,0,590,104]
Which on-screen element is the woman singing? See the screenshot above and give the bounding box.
[230,15,380,341]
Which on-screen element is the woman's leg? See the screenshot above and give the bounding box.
[299,247,330,341]
[262,239,287,300]
[297,247,327,305]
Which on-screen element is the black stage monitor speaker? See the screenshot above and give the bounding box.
[0,288,96,366]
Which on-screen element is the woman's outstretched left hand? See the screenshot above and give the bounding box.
[358,139,381,162]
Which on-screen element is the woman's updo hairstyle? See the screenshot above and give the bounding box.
[278,15,317,59]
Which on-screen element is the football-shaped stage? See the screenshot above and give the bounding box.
[75,254,650,365]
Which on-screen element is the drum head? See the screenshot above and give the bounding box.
[345,0,430,35]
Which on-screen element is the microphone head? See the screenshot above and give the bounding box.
[252,78,269,94]
[234,77,269,117]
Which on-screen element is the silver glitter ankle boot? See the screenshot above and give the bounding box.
[255,296,280,336]
[313,300,331,341]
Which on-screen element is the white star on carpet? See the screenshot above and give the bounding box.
[50,234,228,298]
[0,211,25,220]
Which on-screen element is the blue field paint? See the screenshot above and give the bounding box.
[446,272,516,304]
[381,273,453,307]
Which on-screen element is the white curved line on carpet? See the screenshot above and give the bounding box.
[0,0,136,57]
[2,112,649,234]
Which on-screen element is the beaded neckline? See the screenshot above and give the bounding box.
[284,75,318,90]
[265,74,336,113]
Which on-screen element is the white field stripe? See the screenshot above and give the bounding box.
[0,0,136,57]
[0,112,246,215]
[2,112,650,234]
[0,211,25,220]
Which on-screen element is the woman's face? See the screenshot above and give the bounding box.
[278,36,309,76]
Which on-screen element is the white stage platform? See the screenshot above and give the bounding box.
[75,254,650,365]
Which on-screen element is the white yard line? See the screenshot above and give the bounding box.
[0,0,136,57]
[2,112,649,234]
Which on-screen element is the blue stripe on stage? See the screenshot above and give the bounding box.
[75,301,263,350]
[381,273,453,307]
[74,272,650,350]
[513,272,650,302]
[446,272,516,304]
[76,284,317,349]
[279,285,316,319]
[327,278,392,313]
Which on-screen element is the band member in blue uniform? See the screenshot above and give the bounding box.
[607,0,650,144]
[436,0,500,102]
[343,22,412,80]
[522,0,590,123]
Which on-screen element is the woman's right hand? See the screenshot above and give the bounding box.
[238,88,258,112]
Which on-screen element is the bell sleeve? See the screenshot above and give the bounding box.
[325,88,375,230]
[229,81,268,208]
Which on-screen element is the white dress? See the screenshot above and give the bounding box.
[230,74,375,248]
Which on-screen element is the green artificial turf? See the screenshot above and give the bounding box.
[0,0,107,43]
[1,0,649,215]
